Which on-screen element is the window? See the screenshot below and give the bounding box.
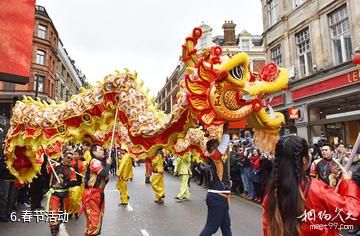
[241,40,250,51]
[268,0,279,26]
[293,0,305,8]
[271,44,282,66]
[66,90,71,101]
[4,82,15,91]
[328,5,352,65]
[36,50,45,65]
[61,65,66,77]
[60,84,65,99]
[34,75,45,92]
[37,25,47,39]
[295,27,312,78]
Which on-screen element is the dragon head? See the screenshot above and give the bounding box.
[182,27,289,151]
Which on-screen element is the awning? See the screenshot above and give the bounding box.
[309,114,360,126]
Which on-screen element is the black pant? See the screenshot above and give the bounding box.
[199,192,232,236]
[230,170,241,194]
[18,185,30,204]
[253,182,264,199]
[30,176,44,209]
[0,180,16,218]
[197,171,204,185]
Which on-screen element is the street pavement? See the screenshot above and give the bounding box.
[0,165,263,236]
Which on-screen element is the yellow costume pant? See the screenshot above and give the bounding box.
[151,173,164,201]
[116,178,129,204]
[68,185,84,214]
[177,175,190,199]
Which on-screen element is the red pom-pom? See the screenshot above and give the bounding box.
[193,28,202,39]
[211,46,222,57]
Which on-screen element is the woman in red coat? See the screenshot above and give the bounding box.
[262,135,360,236]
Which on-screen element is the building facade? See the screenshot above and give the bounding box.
[155,22,266,115]
[155,64,186,114]
[0,5,86,132]
[57,40,83,102]
[0,5,59,132]
[261,0,360,145]
[211,21,266,72]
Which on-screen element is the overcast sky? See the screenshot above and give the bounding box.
[36,0,264,96]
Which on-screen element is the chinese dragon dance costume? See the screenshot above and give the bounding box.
[4,26,289,185]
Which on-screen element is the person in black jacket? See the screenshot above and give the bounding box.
[200,122,232,236]
[229,145,241,194]
[30,145,50,211]
[0,149,16,222]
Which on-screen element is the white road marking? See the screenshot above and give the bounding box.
[59,223,69,236]
[126,203,134,212]
[141,229,150,236]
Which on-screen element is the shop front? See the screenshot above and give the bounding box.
[308,93,360,146]
[291,66,360,145]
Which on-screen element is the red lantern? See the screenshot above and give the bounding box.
[352,53,360,65]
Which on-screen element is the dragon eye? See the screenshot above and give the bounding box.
[229,65,244,80]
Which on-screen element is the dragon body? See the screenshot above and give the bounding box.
[5,27,288,183]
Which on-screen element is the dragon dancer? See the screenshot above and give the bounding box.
[174,152,192,201]
[151,148,165,204]
[45,151,78,236]
[200,122,232,236]
[82,144,112,236]
[310,143,340,187]
[116,145,134,206]
[145,157,152,184]
[68,149,85,219]
[83,142,92,165]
